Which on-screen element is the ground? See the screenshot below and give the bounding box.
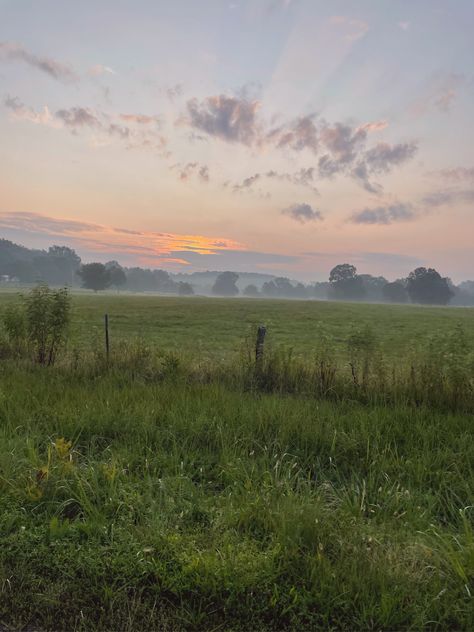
[0,292,473,630]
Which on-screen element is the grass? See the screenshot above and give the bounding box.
[0,291,473,630]
[2,290,474,361]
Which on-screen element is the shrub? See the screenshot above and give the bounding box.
[2,284,71,365]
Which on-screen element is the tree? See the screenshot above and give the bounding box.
[359,274,388,302]
[329,264,366,301]
[78,263,111,292]
[47,246,81,286]
[178,281,194,296]
[406,267,454,305]
[212,271,239,296]
[105,261,127,290]
[383,281,408,303]
[243,284,260,297]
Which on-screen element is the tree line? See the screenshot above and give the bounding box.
[211,265,457,305]
[1,238,473,305]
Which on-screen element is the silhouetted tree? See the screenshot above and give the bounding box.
[407,267,454,305]
[243,284,259,297]
[178,281,194,296]
[329,263,366,300]
[261,280,277,297]
[105,261,127,290]
[78,263,111,292]
[383,281,408,303]
[212,271,239,296]
[48,246,81,286]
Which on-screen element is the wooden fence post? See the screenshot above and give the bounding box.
[104,313,110,359]
[255,325,266,365]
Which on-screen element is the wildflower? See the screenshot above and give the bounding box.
[54,437,72,459]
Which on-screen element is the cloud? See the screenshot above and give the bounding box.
[0,211,303,274]
[412,73,465,116]
[180,93,417,190]
[0,41,77,82]
[427,167,474,183]
[232,173,262,192]
[185,95,260,145]
[88,64,116,76]
[171,162,210,183]
[350,203,416,225]
[357,120,388,133]
[422,189,474,207]
[266,115,319,153]
[3,96,56,126]
[166,83,183,101]
[56,107,102,129]
[119,113,161,125]
[398,21,410,31]
[363,141,418,173]
[282,203,323,223]
[0,211,241,263]
[4,97,167,152]
[231,167,319,195]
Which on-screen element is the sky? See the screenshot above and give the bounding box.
[0,0,473,282]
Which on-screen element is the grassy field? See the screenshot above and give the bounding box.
[1,289,474,360]
[0,291,473,630]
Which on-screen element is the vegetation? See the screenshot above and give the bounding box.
[0,288,473,630]
[2,238,474,305]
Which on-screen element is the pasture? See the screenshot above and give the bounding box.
[0,291,473,630]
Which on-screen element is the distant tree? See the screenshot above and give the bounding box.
[154,269,178,293]
[261,280,277,297]
[243,284,260,297]
[309,281,330,300]
[212,271,239,296]
[178,281,194,296]
[293,282,308,299]
[359,274,388,302]
[383,281,408,303]
[47,246,81,286]
[105,261,127,290]
[329,263,366,300]
[78,263,111,292]
[406,267,454,305]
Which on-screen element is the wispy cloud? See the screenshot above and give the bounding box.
[88,64,116,77]
[170,162,210,183]
[350,203,416,225]
[282,203,323,224]
[0,211,304,273]
[422,189,474,207]
[4,97,167,153]
[0,41,77,82]
[411,73,465,116]
[427,166,474,183]
[0,212,243,264]
[231,167,318,195]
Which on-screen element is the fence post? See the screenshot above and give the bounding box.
[104,313,110,360]
[255,325,266,365]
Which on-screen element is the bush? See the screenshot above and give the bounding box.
[1,284,71,365]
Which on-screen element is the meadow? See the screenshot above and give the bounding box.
[0,291,473,630]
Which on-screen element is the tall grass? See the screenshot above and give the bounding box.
[0,296,473,629]
[0,356,473,630]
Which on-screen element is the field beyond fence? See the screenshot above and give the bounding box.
[0,291,473,630]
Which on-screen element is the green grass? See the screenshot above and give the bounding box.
[0,292,473,630]
[2,290,473,361]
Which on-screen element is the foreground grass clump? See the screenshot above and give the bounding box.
[0,363,473,630]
